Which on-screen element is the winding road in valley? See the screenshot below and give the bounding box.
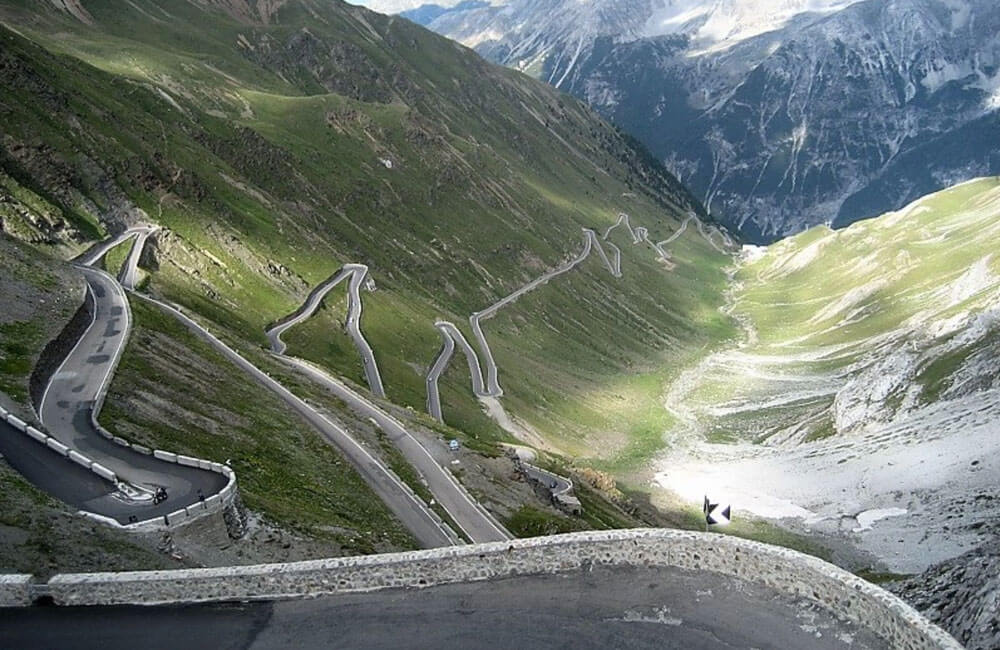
[117,226,156,291]
[266,265,385,398]
[426,228,619,418]
[71,228,464,545]
[33,227,226,524]
[426,213,731,423]
[147,294,458,548]
[22,227,460,546]
[17,209,727,538]
[266,276,510,544]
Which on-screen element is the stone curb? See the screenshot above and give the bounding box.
[0,404,120,487]
[0,575,33,607]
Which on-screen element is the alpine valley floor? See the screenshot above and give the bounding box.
[649,178,1000,575]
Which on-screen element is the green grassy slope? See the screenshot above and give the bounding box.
[0,0,732,470]
[670,177,1000,444]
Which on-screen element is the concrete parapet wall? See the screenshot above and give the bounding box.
[44,529,959,648]
[0,575,33,607]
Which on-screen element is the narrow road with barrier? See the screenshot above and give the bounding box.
[426,228,618,419]
[140,294,457,548]
[43,228,457,545]
[25,228,230,525]
[266,264,385,398]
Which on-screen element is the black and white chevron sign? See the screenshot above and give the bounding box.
[703,496,731,526]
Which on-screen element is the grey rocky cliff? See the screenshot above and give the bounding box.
[413,0,1000,241]
[890,537,1000,650]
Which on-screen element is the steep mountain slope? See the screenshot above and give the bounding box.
[408,0,1000,241]
[653,178,1000,577]
[0,0,731,504]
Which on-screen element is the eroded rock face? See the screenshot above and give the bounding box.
[237,29,401,104]
[890,537,1000,650]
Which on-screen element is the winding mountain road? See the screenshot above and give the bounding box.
[118,226,156,290]
[0,416,150,521]
[426,228,619,419]
[56,229,459,545]
[425,212,729,424]
[76,228,144,267]
[524,464,573,497]
[22,208,730,536]
[35,228,226,524]
[147,294,458,548]
[267,265,385,398]
[267,273,509,543]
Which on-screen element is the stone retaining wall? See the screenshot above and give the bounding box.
[44,529,960,649]
[0,575,33,607]
[28,277,90,411]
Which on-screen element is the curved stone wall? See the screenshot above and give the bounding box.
[43,529,960,649]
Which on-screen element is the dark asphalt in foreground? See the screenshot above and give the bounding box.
[0,566,884,649]
[0,419,116,511]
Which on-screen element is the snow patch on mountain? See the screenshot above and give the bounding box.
[643,0,865,51]
[349,0,475,13]
[412,0,1000,240]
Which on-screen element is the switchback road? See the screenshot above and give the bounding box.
[67,229,456,545]
[145,294,457,548]
[267,269,508,543]
[36,230,226,523]
[427,213,734,424]
[267,264,385,398]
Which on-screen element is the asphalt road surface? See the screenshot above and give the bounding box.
[142,294,456,548]
[37,264,226,522]
[523,463,572,496]
[0,566,884,649]
[118,227,157,290]
[266,264,385,397]
[0,418,122,514]
[282,357,509,543]
[428,229,620,411]
[267,268,507,543]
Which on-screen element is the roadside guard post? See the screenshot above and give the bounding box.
[704,496,731,528]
